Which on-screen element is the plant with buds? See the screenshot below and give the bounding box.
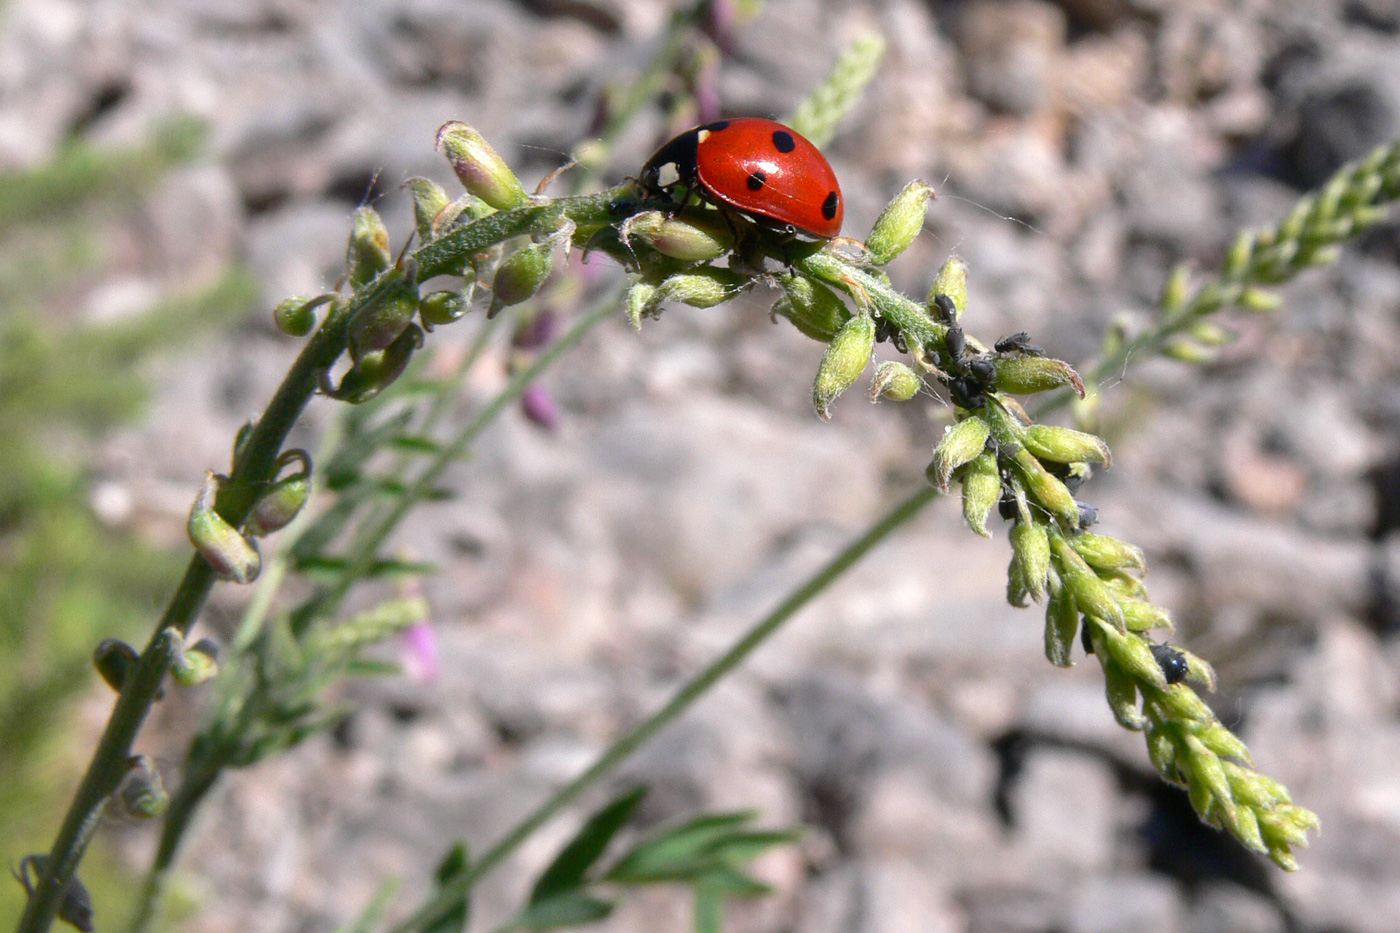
[21,18,1400,933]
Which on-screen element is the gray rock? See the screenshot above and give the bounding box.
[1062,874,1184,933]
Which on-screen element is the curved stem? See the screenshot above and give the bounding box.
[389,483,940,933]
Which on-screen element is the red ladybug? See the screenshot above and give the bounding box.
[638,117,843,240]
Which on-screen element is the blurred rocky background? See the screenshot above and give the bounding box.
[2,0,1400,931]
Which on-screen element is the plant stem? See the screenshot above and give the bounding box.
[389,483,940,933]
[14,293,359,933]
[294,285,623,634]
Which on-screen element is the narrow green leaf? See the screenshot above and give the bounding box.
[531,786,647,905]
[337,878,400,933]
[507,892,613,929]
[605,811,758,884]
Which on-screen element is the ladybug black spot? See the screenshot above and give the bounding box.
[746,170,767,191]
[704,120,731,132]
[821,190,839,220]
[772,130,796,153]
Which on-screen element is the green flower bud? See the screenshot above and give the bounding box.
[171,634,220,687]
[813,313,875,421]
[1196,722,1251,765]
[1223,230,1254,278]
[624,211,732,261]
[656,268,747,310]
[1180,649,1218,691]
[626,281,658,330]
[1183,736,1235,822]
[1160,263,1189,313]
[929,416,991,492]
[347,206,392,288]
[1146,724,1179,779]
[1238,287,1281,312]
[869,360,921,402]
[329,323,424,403]
[117,755,170,819]
[1228,803,1268,854]
[994,356,1086,398]
[775,273,851,342]
[1044,575,1080,667]
[1097,624,1167,688]
[955,450,1001,538]
[1153,681,1214,725]
[489,242,553,317]
[247,450,311,537]
[351,281,421,359]
[420,289,472,330]
[1021,425,1112,468]
[928,255,968,321]
[1102,652,1146,730]
[1012,449,1081,529]
[436,121,528,211]
[1163,338,1217,365]
[231,419,255,466]
[1049,532,1124,630]
[188,472,261,584]
[1100,568,1148,601]
[1009,518,1050,604]
[272,296,326,337]
[1069,532,1142,572]
[403,176,451,242]
[1189,321,1233,346]
[1122,599,1173,633]
[94,639,139,693]
[865,180,935,265]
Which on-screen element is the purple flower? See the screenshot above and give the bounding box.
[521,382,561,429]
[400,620,440,683]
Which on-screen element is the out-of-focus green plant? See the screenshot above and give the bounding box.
[0,117,254,926]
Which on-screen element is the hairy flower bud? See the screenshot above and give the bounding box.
[1163,338,1217,365]
[489,242,553,317]
[347,206,392,288]
[658,268,746,309]
[775,273,850,342]
[1122,599,1173,633]
[626,281,658,329]
[403,176,451,242]
[273,296,328,337]
[94,639,139,693]
[437,121,528,211]
[1022,425,1112,468]
[994,356,1086,398]
[170,634,219,687]
[813,313,875,421]
[188,472,261,584]
[869,360,920,402]
[351,281,421,359]
[955,450,1001,538]
[117,755,170,819]
[1102,651,1146,730]
[929,416,990,492]
[329,324,425,403]
[1044,575,1080,667]
[1160,263,1189,313]
[1069,532,1143,572]
[1147,723,1178,778]
[624,211,731,261]
[865,180,935,265]
[927,255,968,321]
[247,450,311,537]
[1009,518,1050,604]
[1012,449,1080,529]
[1049,532,1124,630]
[419,289,471,330]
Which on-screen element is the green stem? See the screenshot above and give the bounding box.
[15,293,358,933]
[389,483,940,933]
[19,195,635,933]
[294,286,622,634]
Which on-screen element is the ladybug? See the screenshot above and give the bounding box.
[638,117,843,240]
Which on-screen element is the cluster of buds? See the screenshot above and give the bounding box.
[919,277,1319,868]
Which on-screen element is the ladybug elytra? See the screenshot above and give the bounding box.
[638,117,843,240]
